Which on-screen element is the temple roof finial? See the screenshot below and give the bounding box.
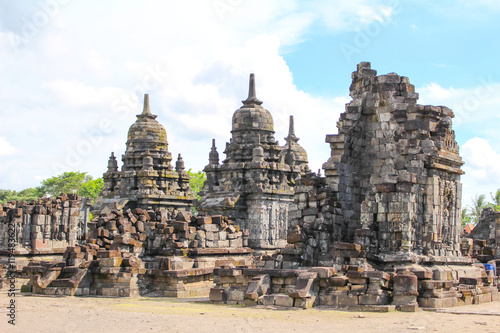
[137,93,157,119]
[285,115,299,143]
[143,94,152,115]
[176,153,185,172]
[209,139,219,166]
[242,73,263,106]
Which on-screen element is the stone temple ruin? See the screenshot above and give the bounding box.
[1,62,499,311]
[94,94,195,215]
[199,74,309,248]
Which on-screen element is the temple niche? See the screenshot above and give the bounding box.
[94,94,195,216]
[198,74,309,249]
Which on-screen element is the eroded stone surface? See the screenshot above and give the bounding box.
[198,74,309,248]
[95,94,195,215]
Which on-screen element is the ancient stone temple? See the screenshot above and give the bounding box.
[289,62,466,265]
[198,74,309,248]
[94,94,194,214]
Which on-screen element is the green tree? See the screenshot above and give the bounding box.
[187,169,206,200]
[78,178,104,204]
[467,194,488,225]
[39,171,92,197]
[187,169,206,216]
[461,208,474,228]
[0,187,45,204]
[0,172,104,204]
[0,189,14,203]
[489,188,500,211]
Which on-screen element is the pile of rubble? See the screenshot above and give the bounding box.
[209,262,499,310]
[88,207,249,256]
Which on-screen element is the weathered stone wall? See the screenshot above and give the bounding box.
[0,194,90,255]
[466,207,500,261]
[468,208,499,242]
[288,62,465,266]
[12,206,254,297]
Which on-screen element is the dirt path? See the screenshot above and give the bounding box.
[1,292,500,333]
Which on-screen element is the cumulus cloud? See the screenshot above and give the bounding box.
[3,0,496,201]
[5,0,397,190]
[418,81,500,126]
[461,137,500,205]
[0,137,16,156]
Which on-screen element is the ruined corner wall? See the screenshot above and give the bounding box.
[466,207,500,260]
[0,194,90,255]
[289,62,465,265]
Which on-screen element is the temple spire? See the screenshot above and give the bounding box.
[176,153,185,172]
[242,73,263,106]
[137,93,156,119]
[285,115,299,143]
[209,139,219,166]
[143,94,152,115]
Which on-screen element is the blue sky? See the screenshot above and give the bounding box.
[0,0,499,207]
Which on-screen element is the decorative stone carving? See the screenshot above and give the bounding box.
[198,74,309,248]
[94,94,195,214]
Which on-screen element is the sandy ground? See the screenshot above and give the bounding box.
[1,292,500,333]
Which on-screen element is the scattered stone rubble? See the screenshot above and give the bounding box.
[12,205,253,297]
[210,258,498,310]
[1,63,499,312]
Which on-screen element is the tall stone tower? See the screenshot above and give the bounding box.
[288,63,465,266]
[95,94,194,215]
[198,74,309,248]
[322,62,464,260]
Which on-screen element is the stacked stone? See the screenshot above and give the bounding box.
[256,253,301,270]
[90,249,145,297]
[87,206,145,254]
[287,62,466,266]
[145,213,249,255]
[0,194,90,255]
[26,245,93,296]
[199,74,309,249]
[210,267,329,308]
[208,261,500,310]
[286,173,344,266]
[392,270,419,310]
[95,94,195,213]
[87,206,249,256]
[320,265,393,308]
[146,255,254,298]
[467,207,500,260]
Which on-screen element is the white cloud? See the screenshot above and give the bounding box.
[418,81,500,126]
[461,137,500,206]
[4,0,383,190]
[310,0,397,31]
[4,0,486,194]
[418,82,500,205]
[0,137,16,156]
